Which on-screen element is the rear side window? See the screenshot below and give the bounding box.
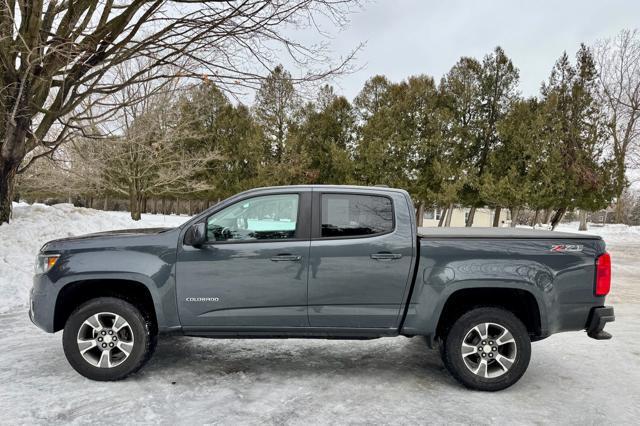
[320,194,394,238]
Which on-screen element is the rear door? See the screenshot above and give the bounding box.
[176,190,311,328]
[307,190,415,328]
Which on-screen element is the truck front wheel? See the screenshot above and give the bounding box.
[62,297,157,381]
[441,307,531,391]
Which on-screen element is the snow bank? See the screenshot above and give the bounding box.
[555,222,640,244]
[0,203,189,313]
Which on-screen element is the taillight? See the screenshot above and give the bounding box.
[595,252,611,296]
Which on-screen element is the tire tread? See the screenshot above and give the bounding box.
[440,307,531,391]
[62,297,157,381]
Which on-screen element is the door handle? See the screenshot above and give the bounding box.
[270,254,302,262]
[370,252,402,261]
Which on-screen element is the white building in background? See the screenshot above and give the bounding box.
[420,207,511,227]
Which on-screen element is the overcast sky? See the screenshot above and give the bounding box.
[316,0,640,100]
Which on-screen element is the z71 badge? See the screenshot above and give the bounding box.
[550,244,583,253]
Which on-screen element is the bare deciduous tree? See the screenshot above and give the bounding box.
[70,134,217,220]
[595,29,640,222]
[63,61,217,220]
[0,0,361,223]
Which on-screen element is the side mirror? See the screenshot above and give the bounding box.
[184,222,207,247]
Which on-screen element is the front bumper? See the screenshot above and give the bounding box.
[29,274,58,333]
[586,306,615,340]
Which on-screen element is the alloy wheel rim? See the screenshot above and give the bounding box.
[76,312,134,368]
[461,322,517,378]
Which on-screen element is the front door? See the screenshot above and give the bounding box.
[176,191,311,327]
[307,191,414,328]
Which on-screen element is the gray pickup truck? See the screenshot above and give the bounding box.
[30,185,614,391]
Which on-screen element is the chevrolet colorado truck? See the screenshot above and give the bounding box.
[30,185,614,391]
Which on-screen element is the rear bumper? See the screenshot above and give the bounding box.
[586,306,614,340]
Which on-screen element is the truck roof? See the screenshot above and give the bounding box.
[417,227,601,240]
[246,184,408,194]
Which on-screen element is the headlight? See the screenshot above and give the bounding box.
[35,254,60,274]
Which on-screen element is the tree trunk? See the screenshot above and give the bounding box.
[445,204,454,227]
[531,209,540,227]
[509,207,520,227]
[129,191,143,221]
[465,206,476,227]
[415,202,424,227]
[543,209,553,225]
[492,206,502,227]
[0,159,19,224]
[579,210,588,231]
[438,206,448,227]
[1,87,31,224]
[613,152,626,222]
[550,207,566,230]
[103,197,109,211]
[614,192,625,223]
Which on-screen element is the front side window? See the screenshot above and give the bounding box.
[321,194,393,238]
[207,194,299,242]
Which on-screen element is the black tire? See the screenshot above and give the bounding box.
[62,297,157,381]
[441,307,531,391]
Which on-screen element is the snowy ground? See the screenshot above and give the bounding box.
[0,204,639,424]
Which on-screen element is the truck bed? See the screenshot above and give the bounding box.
[417,227,601,240]
[404,227,607,342]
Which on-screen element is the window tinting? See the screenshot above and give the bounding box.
[321,194,393,238]
[207,194,299,242]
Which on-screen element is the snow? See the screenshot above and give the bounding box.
[0,202,189,314]
[0,305,638,423]
[555,221,640,244]
[0,203,639,423]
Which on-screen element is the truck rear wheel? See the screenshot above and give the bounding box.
[441,307,531,391]
[62,297,156,381]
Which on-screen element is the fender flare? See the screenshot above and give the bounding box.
[417,280,549,346]
[54,272,168,330]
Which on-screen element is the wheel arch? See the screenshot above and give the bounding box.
[53,275,164,333]
[434,285,544,342]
